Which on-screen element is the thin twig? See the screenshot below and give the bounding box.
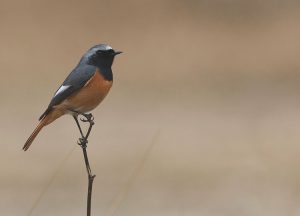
[75,113,96,216]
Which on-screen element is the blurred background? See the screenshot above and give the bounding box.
[1,0,300,215]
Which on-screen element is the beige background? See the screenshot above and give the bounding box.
[1,0,300,215]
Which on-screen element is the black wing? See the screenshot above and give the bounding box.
[39,64,97,120]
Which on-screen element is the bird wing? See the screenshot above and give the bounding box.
[39,64,97,120]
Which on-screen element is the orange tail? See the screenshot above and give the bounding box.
[23,109,65,151]
[23,119,46,151]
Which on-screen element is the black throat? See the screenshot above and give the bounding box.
[97,65,113,81]
[84,56,114,81]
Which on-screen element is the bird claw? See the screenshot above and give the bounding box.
[80,113,94,124]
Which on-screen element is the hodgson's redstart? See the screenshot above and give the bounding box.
[23,44,122,151]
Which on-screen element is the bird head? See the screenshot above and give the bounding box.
[85,44,122,67]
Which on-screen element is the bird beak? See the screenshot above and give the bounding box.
[113,51,123,56]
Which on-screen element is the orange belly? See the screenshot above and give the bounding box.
[55,70,113,113]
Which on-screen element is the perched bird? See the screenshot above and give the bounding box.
[23,44,122,151]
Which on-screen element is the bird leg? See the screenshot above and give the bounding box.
[71,111,94,142]
[78,113,94,146]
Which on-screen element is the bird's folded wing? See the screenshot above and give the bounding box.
[39,65,97,120]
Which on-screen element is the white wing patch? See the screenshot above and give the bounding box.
[54,85,70,97]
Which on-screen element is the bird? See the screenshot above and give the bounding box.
[23,44,122,151]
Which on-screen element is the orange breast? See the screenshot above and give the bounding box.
[58,70,113,113]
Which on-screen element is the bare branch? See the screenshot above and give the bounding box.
[75,113,96,216]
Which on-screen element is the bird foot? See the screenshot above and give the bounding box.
[80,113,94,125]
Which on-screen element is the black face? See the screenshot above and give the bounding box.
[81,44,121,81]
[96,49,115,56]
[88,49,122,68]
